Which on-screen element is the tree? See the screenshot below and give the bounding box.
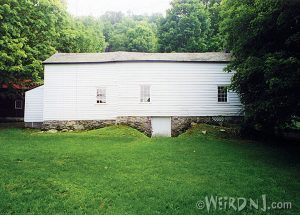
[109,19,158,52]
[100,13,160,52]
[56,16,106,53]
[158,0,211,52]
[0,0,107,91]
[101,11,124,25]
[100,11,125,52]
[220,0,300,134]
[206,0,222,51]
[0,0,65,87]
[108,18,135,51]
[126,22,158,52]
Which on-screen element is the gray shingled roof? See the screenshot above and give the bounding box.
[43,52,231,64]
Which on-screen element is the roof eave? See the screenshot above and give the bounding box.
[43,60,230,65]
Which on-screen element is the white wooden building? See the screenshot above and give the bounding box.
[24,52,242,136]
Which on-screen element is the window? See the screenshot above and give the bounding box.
[96,88,106,103]
[218,86,228,102]
[15,100,23,109]
[140,85,150,103]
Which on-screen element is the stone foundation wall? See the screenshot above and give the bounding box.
[27,115,242,137]
[25,122,43,129]
[41,120,115,131]
[171,116,243,136]
[116,116,152,136]
[40,117,152,136]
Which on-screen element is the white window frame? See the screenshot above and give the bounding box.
[217,85,229,103]
[140,85,151,103]
[96,87,107,104]
[15,100,23,109]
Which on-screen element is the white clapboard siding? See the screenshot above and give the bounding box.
[24,86,44,122]
[43,62,242,120]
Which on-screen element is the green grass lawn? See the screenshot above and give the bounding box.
[0,125,299,214]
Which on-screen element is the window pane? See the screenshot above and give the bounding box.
[15,100,23,109]
[96,88,106,103]
[218,86,227,102]
[141,85,150,103]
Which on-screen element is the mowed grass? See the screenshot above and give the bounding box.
[0,125,299,214]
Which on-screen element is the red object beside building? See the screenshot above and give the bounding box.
[0,80,37,121]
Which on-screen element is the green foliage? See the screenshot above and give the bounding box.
[109,19,158,52]
[126,22,158,52]
[0,0,224,88]
[0,0,64,86]
[0,0,106,89]
[100,12,161,52]
[220,0,300,133]
[101,11,124,25]
[158,0,222,52]
[108,18,157,52]
[106,18,135,51]
[100,11,125,51]
[56,16,106,53]
[206,0,223,51]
